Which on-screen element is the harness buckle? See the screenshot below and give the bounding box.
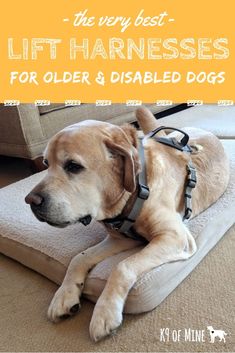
[184,207,192,220]
[138,183,149,200]
[187,178,197,189]
[187,164,197,189]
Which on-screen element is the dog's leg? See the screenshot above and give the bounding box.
[47,235,140,322]
[90,227,196,341]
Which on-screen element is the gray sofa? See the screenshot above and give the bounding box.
[0,103,176,162]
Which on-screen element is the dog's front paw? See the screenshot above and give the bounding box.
[89,301,123,342]
[47,283,82,322]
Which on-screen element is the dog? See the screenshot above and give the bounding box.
[207,326,227,343]
[25,107,229,341]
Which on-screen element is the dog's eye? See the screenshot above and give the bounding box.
[43,159,49,167]
[64,161,84,174]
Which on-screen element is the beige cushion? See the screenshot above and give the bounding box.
[0,139,234,313]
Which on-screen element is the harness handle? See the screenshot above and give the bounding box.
[146,126,191,152]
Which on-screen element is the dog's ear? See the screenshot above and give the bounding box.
[104,126,140,193]
[120,124,138,148]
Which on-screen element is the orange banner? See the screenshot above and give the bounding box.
[0,0,234,103]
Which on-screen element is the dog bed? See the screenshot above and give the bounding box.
[0,139,234,314]
[158,105,235,139]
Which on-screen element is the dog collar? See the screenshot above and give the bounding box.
[103,126,197,242]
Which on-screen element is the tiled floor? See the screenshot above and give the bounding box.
[0,156,32,188]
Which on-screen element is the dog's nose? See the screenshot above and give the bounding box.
[25,192,44,207]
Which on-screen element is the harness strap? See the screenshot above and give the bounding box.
[118,141,149,239]
[147,126,197,221]
[183,162,197,221]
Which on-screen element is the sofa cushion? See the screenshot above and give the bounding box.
[0,103,178,159]
[0,139,234,314]
[38,104,67,115]
[39,104,169,139]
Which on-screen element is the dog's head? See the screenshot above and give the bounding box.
[25,120,140,228]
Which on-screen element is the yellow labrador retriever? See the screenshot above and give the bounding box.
[25,107,229,341]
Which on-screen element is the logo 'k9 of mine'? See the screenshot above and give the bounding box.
[160,326,228,343]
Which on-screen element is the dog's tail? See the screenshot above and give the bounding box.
[136,107,166,136]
